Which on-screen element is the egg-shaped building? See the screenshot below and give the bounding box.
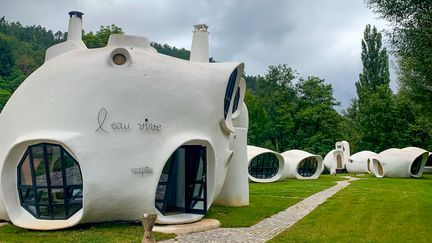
[346,151,377,174]
[323,141,350,174]
[0,12,250,230]
[246,146,285,183]
[371,147,428,178]
[280,150,323,179]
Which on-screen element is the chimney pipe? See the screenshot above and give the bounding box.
[67,11,84,41]
[190,24,209,63]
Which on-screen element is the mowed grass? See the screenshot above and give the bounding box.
[0,174,345,241]
[0,221,175,243]
[206,174,344,227]
[270,174,432,243]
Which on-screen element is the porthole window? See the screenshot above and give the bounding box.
[17,143,83,219]
[223,69,238,119]
[248,153,279,179]
[113,54,126,65]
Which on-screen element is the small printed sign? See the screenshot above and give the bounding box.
[131,166,153,175]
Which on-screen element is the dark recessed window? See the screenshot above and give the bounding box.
[297,157,318,177]
[17,143,83,220]
[248,153,279,179]
[232,87,241,113]
[410,155,423,175]
[223,69,238,119]
[425,155,432,167]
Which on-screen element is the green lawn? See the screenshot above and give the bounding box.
[270,174,432,243]
[0,221,175,243]
[0,174,353,242]
[206,174,344,227]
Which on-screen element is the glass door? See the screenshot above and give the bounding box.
[185,146,207,214]
[155,145,207,215]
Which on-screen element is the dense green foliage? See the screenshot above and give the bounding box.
[0,221,175,242]
[151,42,190,60]
[356,25,390,95]
[83,24,123,48]
[347,25,416,152]
[245,65,345,154]
[366,0,432,150]
[207,175,344,227]
[270,174,432,243]
[0,17,59,107]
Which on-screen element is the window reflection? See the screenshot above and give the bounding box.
[17,143,83,219]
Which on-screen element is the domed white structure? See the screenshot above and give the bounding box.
[345,151,377,174]
[280,150,323,179]
[247,146,323,182]
[246,146,284,183]
[371,147,428,178]
[323,141,350,174]
[0,12,250,230]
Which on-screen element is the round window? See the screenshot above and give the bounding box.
[17,143,83,219]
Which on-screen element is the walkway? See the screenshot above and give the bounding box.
[162,176,360,243]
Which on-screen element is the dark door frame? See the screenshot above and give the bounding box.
[155,145,207,215]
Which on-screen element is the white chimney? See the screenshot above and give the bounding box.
[190,24,209,63]
[67,11,84,41]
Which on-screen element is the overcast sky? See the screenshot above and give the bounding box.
[0,0,394,110]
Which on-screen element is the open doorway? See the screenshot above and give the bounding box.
[155,145,207,215]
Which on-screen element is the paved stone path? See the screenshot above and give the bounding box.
[162,176,360,243]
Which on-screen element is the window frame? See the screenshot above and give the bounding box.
[17,142,83,220]
[297,157,319,177]
[248,153,279,179]
[223,68,238,120]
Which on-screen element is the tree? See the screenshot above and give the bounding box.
[294,77,344,155]
[352,25,411,152]
[151,42,190,60]
[83,25,124,48]
[244,75,257,92]
[244,90,272,148]
[355,24,390,98]
[0,33,15,77]
[0,89,11,112]
[255,64,297,152]
[366,0,432,149]
[341,99,361,153]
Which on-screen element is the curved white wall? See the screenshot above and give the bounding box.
[346,151,377,174]
[247,146,284,183]
[0,13,247,230]
[281,150,323,179]
[371,147,428,178]
[323,141,350,174]
[215,102,249,206]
